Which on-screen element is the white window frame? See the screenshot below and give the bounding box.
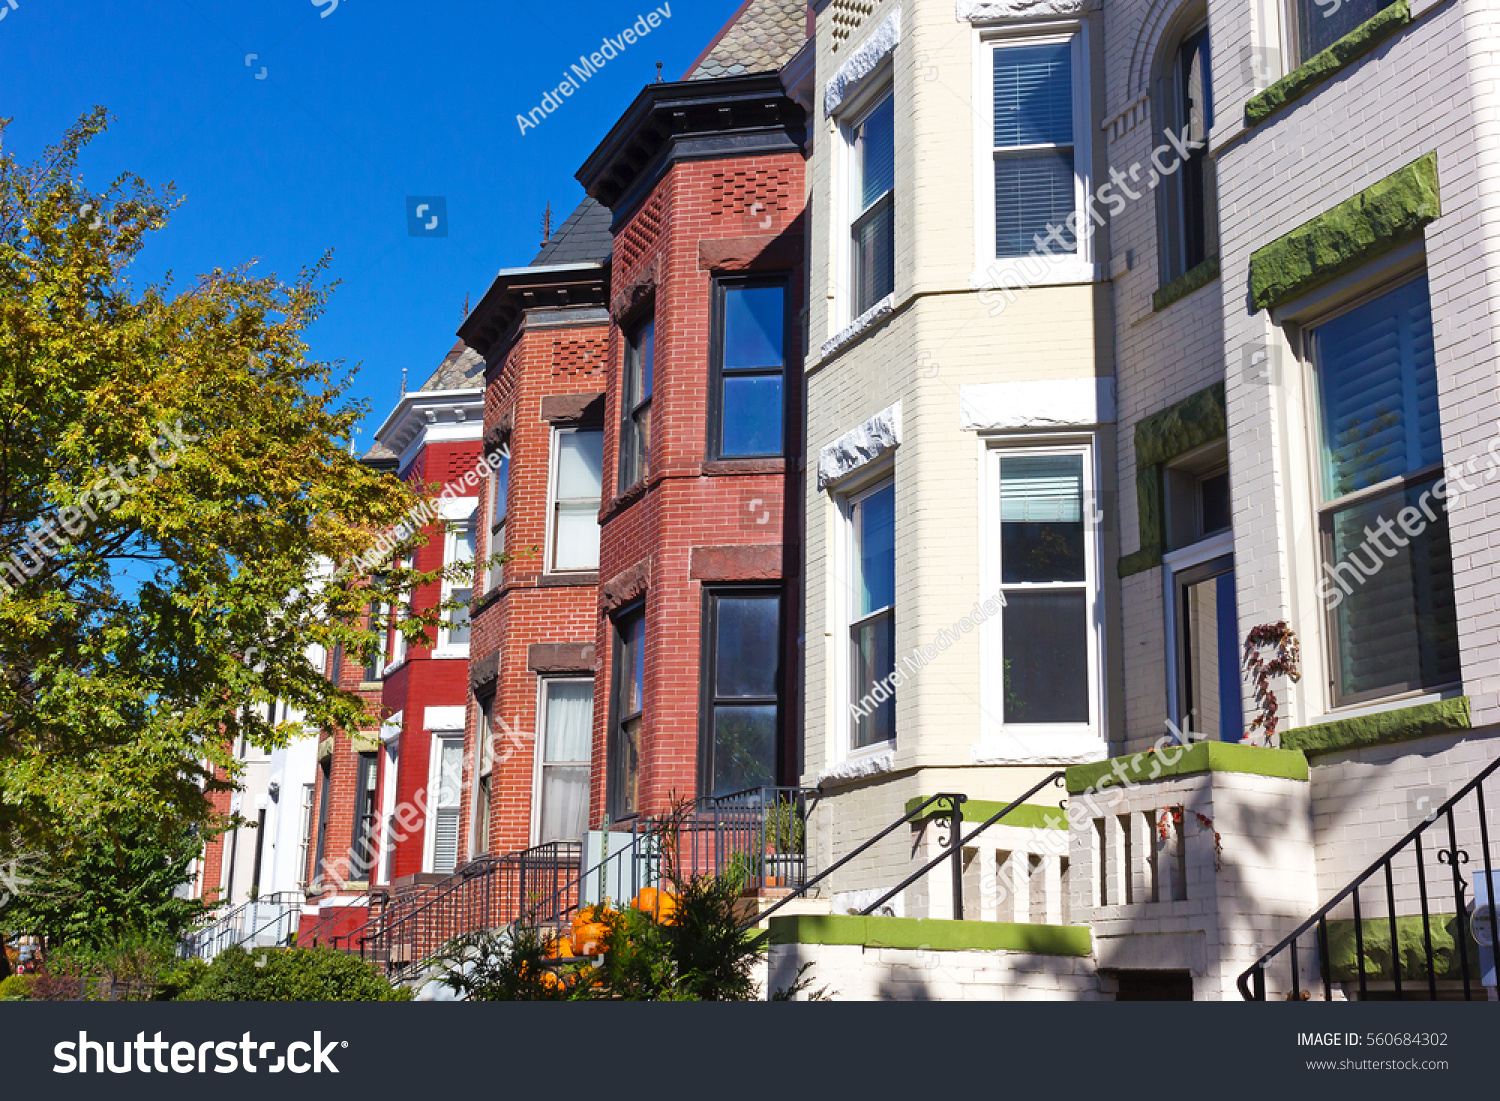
[423,731,466,875]
[472,697,495,855]
[484,448,509,593]
[436,509,477,658]
[375,723,400,886]
[1162,529,1236,741]
[544,426,603,575]
[976,435,1107,761]
[836,78,897,331]
[384,560,411,676]
[531,676,594,846]
[834,468,897,763]
[971,22,1096,288]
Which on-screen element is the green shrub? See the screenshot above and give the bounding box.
[176,946,411,1002]
[0,974,34,1000]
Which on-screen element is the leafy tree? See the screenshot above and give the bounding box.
[0,109,467,875]
[176,945,411,1002]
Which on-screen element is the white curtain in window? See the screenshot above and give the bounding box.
[540,682,592,843]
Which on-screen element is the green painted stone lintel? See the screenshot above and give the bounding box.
[1249,151,1440,311]
[1281,696,1471,757]
[1244,0,1412,129]
[767,913,1092,957]
[1120,382,1226,575]
[1065,740,1309,794]
[903,797,1068,830]
[1152,254,1221,313]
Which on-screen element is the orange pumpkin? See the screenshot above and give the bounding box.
[540,969,565,992]
[572,922,609,956]
[545,934,575,960]
[634,886,679,925]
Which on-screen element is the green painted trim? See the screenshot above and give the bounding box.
[1249,152,1440,311]
[1282,696,1471,757]
[1120,383,1226,575]
[1152,254,1220,313]
[768,914,1092,957]
[1065,740,1309,794]
[1325,913,1479,983]
[904,797,1068,830]
[1244,1,1411,128]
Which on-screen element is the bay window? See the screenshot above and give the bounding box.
[711,278,788,459]
[608,607,645,820]
[619,317,654,491]
[348,751,378,883]
[549,428,603,572]
[848,480,895,750]
[473,696,494,856]
[485,449,509,592]
[701,588,780,795]
[1310,273,1458,705]
[429,734,464,874]
[1160,21,1217,281]
[440,518,475,651]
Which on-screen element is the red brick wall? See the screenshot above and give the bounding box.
[591,150,807,826]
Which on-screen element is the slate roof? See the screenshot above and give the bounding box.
[532,196,613,266]
[419,340,486,392]
[685,0,809,80]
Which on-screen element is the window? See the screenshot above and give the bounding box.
[537,679,593,843]
[619,318,654,491]
[1160,23,1217,280]
[1310,274,1458,705]
[329,644,343,688]
[485,449,509,592]
[348,752,379,883]
[376,742,398,884]
[296,782,315,890]
[848,92,895,317]
[473,697,494,855]
[848,480,895,749]
[363,597,386,682]
[992,448,1098,726]
[312,759,332,888]
[550,428,603,572]
[711,279,788,459]
[987,35,1086,259]
[429,735,464,874]
[1291,0,1399,65]
[608,608,645,819]
[440,519,475,650]
[702,590,780,795]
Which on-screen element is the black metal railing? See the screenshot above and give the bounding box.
[339,840,583,979]
[529,787,819,931]
[180,892,304,960]
[744,772,1067,934]
[1240,753,1500,1001]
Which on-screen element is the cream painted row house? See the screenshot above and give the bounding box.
[765,0,1500,1000]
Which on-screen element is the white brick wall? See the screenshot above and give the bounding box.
[767,941,1103,999]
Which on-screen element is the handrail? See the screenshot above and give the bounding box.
[736,792,969,934]
[1238,752,1500,1000]
[182,892,304,959]
[859,771,1068,917]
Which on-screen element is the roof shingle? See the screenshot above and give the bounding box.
[686,0,809,81]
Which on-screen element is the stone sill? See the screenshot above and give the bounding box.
[904,796,1067,830]
[1065,740,1309,795]
[1243,0,1411,129]
[1152,254,1220,313]
[1281,695,1470,758]
[768,914,1092,957]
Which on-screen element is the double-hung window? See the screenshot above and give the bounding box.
[1291,0,1399,65]
[702,589,780,795]
[440,518,475,651]
[536,679,593,843]
[549,428,603,572]
[619,318,654,491]
[1310,273,1459,705]
[348,751,379,883]
[473,696,494,856]
[847,92,895,317]
[312,759,332,888]
[429,734,464,874]
[988,35,1086,260]
[608,608,646,820]
[712,278,788,459]
[848,480,896,750]
[992,447,1099,728]
[297,782,315,891]
[485,449,509,592]
[1160,23,1217,280]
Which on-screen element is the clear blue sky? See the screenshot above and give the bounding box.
[1,0,741,447]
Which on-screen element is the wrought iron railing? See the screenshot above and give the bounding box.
[745,772,1067,934]
[1239,753,1500,1001]
[337,840,583,979]
[181,892,304,960]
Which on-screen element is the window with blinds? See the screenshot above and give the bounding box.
[1312,274,1459,705]
[849,92,895,316]
[431,736,464,874]
[997,451,1093,725]
[849,480,895,750]
[991,41,1078,258]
